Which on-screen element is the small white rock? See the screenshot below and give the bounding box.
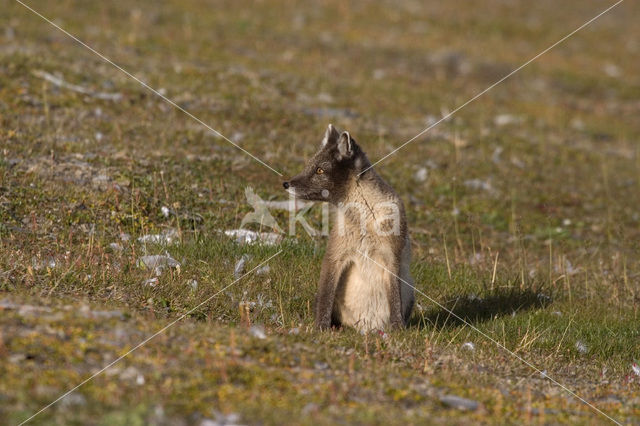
[138,255,180,273]
[138,229,178,245]
[60,392,86,407]
[494,114,521,127]
[249,325,266,340]
[119,366,141,381]
[440,394,479,411]
[464,178,493,193]
[461,342,475,351]
[414,167,428,182]
[188,279,198,291]
[144,277,159,287]
[372,69,386,80]
[136,374,145,385]
[256,265,271,275]
[575,341,588,354]
[314,362,329,370]
[234,254,251,279]
[224,229,282,246]
[603,63,621,78]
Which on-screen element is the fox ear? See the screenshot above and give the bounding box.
[322,124,340,147]
[337,131,354,159]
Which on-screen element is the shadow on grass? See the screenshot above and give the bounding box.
[411,286,551,330]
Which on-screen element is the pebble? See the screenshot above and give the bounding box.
[234,254,251,279]
[144,277,159,287]
[255,265,271,275]
[59,392,87,407]
[575,341,588,354]
[138,229,179,245]
[138,255,180,274]
[494,114,521,127]
[461,342,475,351]
[440,394,479,411]
[414,167,428,182]
[314,362,329,370]
[249,325,266,340]
[224,229,282,246]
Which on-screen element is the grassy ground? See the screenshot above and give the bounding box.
[1,0,640,424]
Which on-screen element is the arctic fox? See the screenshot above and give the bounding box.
[283,124,414,332]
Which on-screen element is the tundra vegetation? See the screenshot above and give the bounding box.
[0,0,639,424]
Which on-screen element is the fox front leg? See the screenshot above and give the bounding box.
[314,258,340,330]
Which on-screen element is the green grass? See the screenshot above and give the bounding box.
[1,0,640,424]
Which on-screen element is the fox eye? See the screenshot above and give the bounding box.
[316,167,324,174]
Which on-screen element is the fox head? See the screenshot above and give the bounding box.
[283,124,370,203]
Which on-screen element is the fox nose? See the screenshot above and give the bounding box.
[283,181,290,189]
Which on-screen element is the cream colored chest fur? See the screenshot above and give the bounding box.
[334,240,394,331]
[330,181,413,332]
